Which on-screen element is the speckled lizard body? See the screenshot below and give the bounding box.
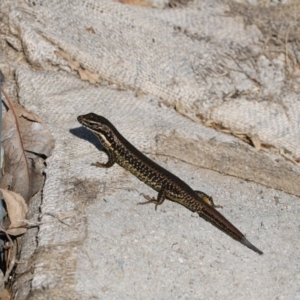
[78,113,263,255]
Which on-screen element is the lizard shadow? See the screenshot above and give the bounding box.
[70,127,104,152]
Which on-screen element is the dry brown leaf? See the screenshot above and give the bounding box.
[250,134,262,150]
[0,189,28,236]
[0,288,11,300]
[55,50,80,70]
[280,149,300,166]
[0,174,13,190]
[78,68,100,84]
[114,0,151,6]
[1,90,55,201]
[55,50,100,83]
[21,109,43,123]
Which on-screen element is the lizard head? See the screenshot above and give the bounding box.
[77,113,118,147]
[78,113,114,134]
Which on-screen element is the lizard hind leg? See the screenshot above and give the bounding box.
[138,188,167,211]
[194,190,223,208]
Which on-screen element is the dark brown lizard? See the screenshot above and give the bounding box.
[78,113,263,255]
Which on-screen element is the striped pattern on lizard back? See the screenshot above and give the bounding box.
[101,123,205,209]
[77,113,263,255]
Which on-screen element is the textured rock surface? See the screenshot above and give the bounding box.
[0,0,299,299]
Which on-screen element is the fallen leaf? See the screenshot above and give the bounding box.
[78,68,100,84]
[21,109,43,123]
[0,288,11,300]
[1,90,55,201]
[250,134,261,150]
[114,0,151,6]
[0,189,28,236]
[55,50,80,70]
[55,50,100,84]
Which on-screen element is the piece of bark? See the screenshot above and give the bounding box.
[155,132,300,197]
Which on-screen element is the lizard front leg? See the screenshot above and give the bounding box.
[92,151,115,168]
